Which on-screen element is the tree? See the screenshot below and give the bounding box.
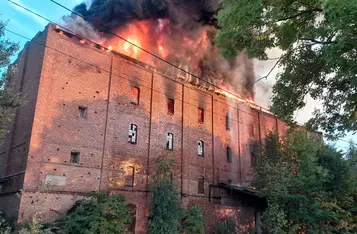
[182,206,204,234]
[148,154,183,234]
[215,0,357,138]
[57,192,132,234]
[0,20,21,141]
[252,131,357,233]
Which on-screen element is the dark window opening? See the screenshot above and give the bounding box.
[250,144,257,167]
[128,124,137,144]
[226,115,230,130]
[198,108,204,123]
[78,106,87,118]
[250,124,255,137]
[197,140,204,157]
[198,176,205,194]
[131,86,140,105]
[168,98,175,115]
[125,167,135,188]
[228,179,232,184]
[70,151,80,164]
[226,147,232,163]
[166,133,174,150]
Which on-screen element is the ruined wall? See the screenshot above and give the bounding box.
[1,25,292,233]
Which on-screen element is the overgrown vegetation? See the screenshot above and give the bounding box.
[212,218,236,234]
[252,131,357,233]
[216,0,357,138]
[182,206,205,234]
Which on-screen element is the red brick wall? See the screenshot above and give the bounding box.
[1,24,306,233]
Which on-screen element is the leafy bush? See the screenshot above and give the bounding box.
[57,192,132,234]
[182,206,204,234]
[0,211,12,234]
[212,218,236,234]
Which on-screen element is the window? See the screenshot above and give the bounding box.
[70,151,80,164]
[198,108,204,123]
[250,144,257,166]
[228,179,232,184]
[197,140,204,157]
[125,166,135,187]
[131,86,140,105]
[166,133,174,150]
[226,147,232,163]
[250,124,255,137]
[128,124,138,144]
[198,176,205,194]
[226,115,230,130]
[78,106,87,118]
[167,98,175,115]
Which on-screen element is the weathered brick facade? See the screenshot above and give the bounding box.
[0,24,317,233]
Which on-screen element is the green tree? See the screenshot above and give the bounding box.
[252,131,357,233]
[148,154,183,234]
[57,192,132,234]
[0,20,21,141]
[182,206,204,234]
[215,0,357,138]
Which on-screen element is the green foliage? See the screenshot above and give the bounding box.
[57,192,132,234]
[212,218,236,234]
[182,206,204,234]
[252,131,357,233]
[0,211,12,234]
[216,0,357,138]
[148,154,183,234]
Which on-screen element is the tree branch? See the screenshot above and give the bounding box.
[275,9,323,22]
[299,38,336,44]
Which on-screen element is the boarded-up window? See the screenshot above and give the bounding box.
[70,151,80,164]
[168,98,174,115]
[250,124,255,137]
[198,108,204,123]
[198,176,205,194]
[128,124,137,144]
[78,106,87,118]
[227,147,232,163]
[166,133,174,150]
[131,86,140,105]
[226,115,230,130]
[125,167,135,188]
[197,140,204,157]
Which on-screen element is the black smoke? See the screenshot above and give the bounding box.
[74,0,221,31]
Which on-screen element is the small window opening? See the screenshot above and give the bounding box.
[128,124,138,144]
[226,147,232,163]
[198,108,204,123]
[131,86,140,105]
[70,151,80,164]
[78,106,87,118]
[226,115,230,130]
[168,98,175,115]
[197,140,204,157]
[198,176,205,194]
[166,133,174,150]
[250,124,255,137]
[125,166,135,188]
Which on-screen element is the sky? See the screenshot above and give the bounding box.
[1,0,356,151]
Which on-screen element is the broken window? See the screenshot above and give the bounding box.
[197,140,204,157]
[168,98,175,115]
[166,133,174,150]
[226,115,230,130]
[131,86,140,105]
[198,176,205,194]
[78,106,87,118]
[226,147,232,163]
[250,124,255,137]
[198,108,204,123]
[128,124,138,144]
[70,151,80,164]
[125,166,135,188]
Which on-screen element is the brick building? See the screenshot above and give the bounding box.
[0,24,315,233]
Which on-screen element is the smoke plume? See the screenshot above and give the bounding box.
[67,0,255,98]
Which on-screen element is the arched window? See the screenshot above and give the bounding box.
[125,166,135,188]
[198,176,205,194]
[197,140,204,157]
[166,133,174,150]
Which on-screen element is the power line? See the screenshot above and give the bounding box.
[8,0,251,102]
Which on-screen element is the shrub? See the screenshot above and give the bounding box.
[182,206,204,234]
[212,218,236,234]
